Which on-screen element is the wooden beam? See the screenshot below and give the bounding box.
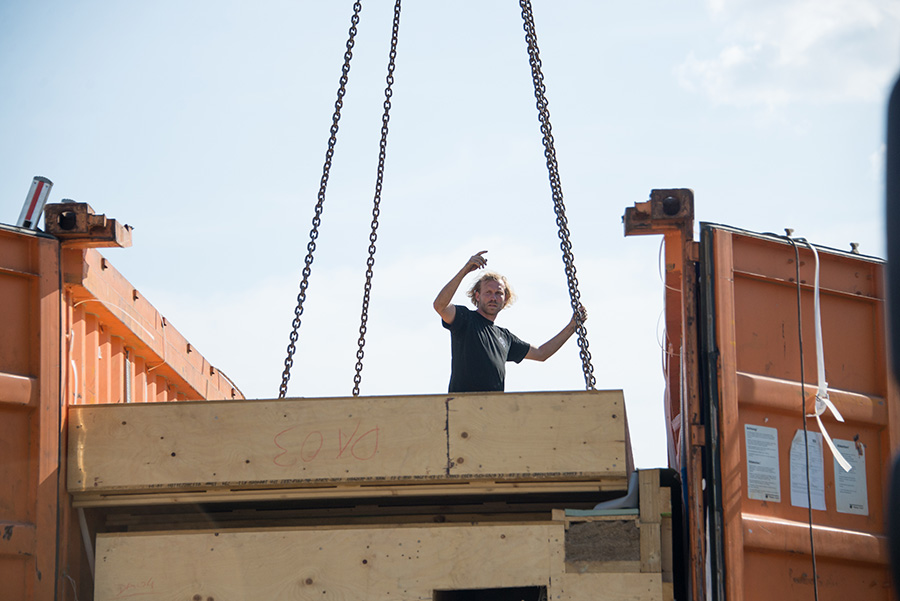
[94,523,564,601]
[73,479,625,508]
[557,573,668,601]
[639,471,664,574]
[638,470,661,524]
[69,390,630,504]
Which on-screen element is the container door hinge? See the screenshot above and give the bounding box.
[690,425,706,447]
[689,241,700,263]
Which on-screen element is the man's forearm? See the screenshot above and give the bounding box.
[434,252,487,317]
[526,305,586,362]
[434,267,468,313]
[528,321,577,362]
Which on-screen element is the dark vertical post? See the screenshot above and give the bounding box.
[886,73,900,594]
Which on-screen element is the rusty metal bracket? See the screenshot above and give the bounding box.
[623,188,694,238]
[44,202,132,248]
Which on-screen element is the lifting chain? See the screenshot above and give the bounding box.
[352,0,402,396]
[279,1,363,399]
[519,0,597,390]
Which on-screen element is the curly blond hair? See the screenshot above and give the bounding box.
[467,272,516,309]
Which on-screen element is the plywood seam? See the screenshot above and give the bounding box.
[444,397,451,477]
[97,519,560,538]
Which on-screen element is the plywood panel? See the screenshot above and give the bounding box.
[70,395,448,493]
[94,523,564,601]
[557,573,668,601]
[69,391,631,502]
[448,390,628,478]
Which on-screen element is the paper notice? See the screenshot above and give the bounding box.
[790,430,826,510]
[745,424,780,502]
[834,438,868,515]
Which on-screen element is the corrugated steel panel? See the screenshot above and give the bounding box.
[703,225,897,601]
[0,217,245,601]
[61,247,241,405]
[0,225,61,601]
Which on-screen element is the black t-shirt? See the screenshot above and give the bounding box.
[442,305,531,392]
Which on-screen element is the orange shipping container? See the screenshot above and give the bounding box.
[0,204,243,601]
[0,224,60,601]
[626,189,898,601]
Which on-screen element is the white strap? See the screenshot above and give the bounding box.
[803,241,851,472]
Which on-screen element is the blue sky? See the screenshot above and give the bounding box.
[2,1,897,468]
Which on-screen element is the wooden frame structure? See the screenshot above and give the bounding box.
[92,471,672,601]
[69,390,676,600]
[69,390,632,506]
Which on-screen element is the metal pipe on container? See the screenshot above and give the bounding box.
[16,176,53,229]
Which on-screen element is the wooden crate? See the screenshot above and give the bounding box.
[92,471,672,601]
[554,470,675,600]
[69,390,631,506]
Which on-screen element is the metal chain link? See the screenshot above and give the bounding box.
[279,1,363,398]
[519,0,596,390]
[352,0,402,397]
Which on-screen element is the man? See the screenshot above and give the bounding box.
[433,250,587,393]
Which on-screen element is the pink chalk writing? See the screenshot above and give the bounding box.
[301,430,324,462]
[273,420,380,467]
[115,577,155,598]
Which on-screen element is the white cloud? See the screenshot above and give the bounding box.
[707,0,727,16]
[677,0,900,109]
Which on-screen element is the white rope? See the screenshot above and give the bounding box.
[78,507,95,579]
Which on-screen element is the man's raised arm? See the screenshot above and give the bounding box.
[525,305,588,362]
[433,251,488,324]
